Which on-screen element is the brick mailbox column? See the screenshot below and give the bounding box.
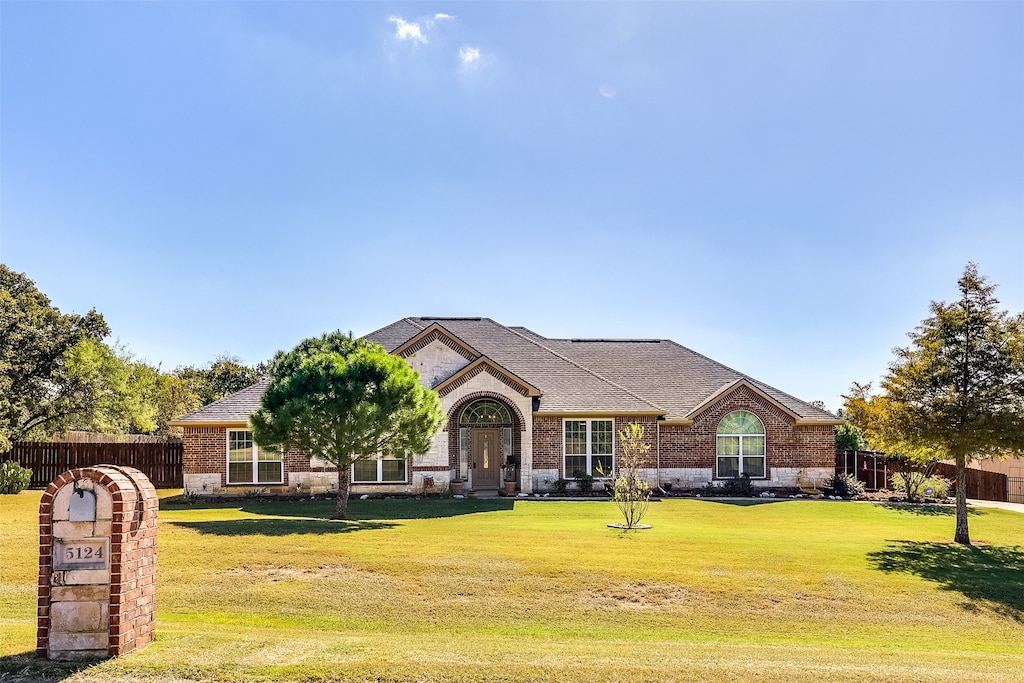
[37,465,158,660]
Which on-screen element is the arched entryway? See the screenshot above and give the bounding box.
[451,396,521,491]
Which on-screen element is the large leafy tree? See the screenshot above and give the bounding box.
[60,339,159,435]
[845,264,1024,544]
[152,374,202,436]
[251,332,444,519]
[175,354,269,407]
[0,265,109,449]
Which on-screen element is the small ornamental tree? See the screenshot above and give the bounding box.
[611,423,652,529]
[835,423,865,451]
[250,332,444,520]
[844,264,1024,544]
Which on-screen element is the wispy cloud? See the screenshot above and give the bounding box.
[422,13,455,31]
[599,84,617,99]
[459,46,481,66]
[388,16,427,45]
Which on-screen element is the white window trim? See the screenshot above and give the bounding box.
[226,429,283,485]
[351,457,408,484]
[715,413,767,479]
[562,418,615,478]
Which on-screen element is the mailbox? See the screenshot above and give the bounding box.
[37,465,157,660]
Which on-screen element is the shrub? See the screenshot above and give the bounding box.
[0,460,33,494]
[572,470,594,495]
[824,472,865,498]
[921,476,950,499]
[552,478,569,495]
[723,474,753,497]
[892,473,949,500]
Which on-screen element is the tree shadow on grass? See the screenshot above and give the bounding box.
[0,650,94,682]
[166,498,518,536]
[699,498,793,507]
[877,503,983,517]
[867,541,1024,622]
[168,517,398,536]
[345,497,516,519]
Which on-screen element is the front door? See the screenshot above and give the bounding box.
[471,428,501,489]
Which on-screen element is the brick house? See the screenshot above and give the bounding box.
[170,317,841,495]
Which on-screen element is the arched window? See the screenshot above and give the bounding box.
[716,410,766,478]
[460,399,512,425]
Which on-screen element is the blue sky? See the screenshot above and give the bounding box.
[2,2,1022,412]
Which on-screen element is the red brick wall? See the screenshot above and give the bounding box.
[532,415,659,477]
[532,416,562,470]
[183,427,380,488]
[658,385,835,477]
[181,427,228,486]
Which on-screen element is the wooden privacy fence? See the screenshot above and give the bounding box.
[3,440,183,489]
[836,450,1009,502]
[932,462,1008,502]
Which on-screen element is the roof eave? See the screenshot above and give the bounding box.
[166,419,250,428]
[534,410,666,417]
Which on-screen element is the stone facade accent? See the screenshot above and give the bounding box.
[401,338,472,388]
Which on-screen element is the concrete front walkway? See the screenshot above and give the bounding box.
[968,498,1024,514]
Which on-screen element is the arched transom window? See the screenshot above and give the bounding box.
[460,399,512,425]
[716,410,766,479]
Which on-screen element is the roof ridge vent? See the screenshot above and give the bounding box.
[419,317,483,321]
[569,338,662,343]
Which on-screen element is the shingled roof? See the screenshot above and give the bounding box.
[169,379,270,424]
[171,317,839,423]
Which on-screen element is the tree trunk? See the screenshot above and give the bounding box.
[954,459,971,545]
[334,464,351,520]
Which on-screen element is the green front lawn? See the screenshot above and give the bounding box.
[1,492,1022,682]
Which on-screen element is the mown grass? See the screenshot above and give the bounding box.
[1,492,1022,682]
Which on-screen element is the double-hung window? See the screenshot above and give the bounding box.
[352,457,407,483]
[716,411,766,478]
[226,429,283,484]
[563,419,614,477]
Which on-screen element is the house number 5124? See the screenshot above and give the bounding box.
[65,545,103,560]
[53,539,110,570]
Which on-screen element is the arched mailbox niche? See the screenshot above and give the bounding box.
[37,465,158,660]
